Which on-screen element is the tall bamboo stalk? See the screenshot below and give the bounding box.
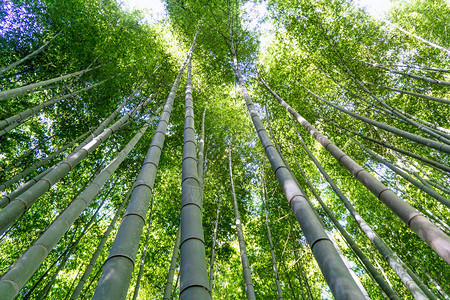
[332,122,450,174]
[350,136,450,208]
[0,68,96,101]
[0,131,89,191]
[69,185,133,300]
[261,179,283,300]
[37,190,109,299]
[0,80,106,134]
[294,159,400,300]
[294,126,436,299]
[228,5,365,299]
[364,81,450,106]
[0,120,152,299]
[164,228,181,300]
[229,148,256,300]
[209,199,221,294]
[304,85,450,154]
[259,75,450,263]
[92,40,195,299]
[132,194,155,300]
[0,33,60,75]
[0,85,140,208]
[179,47,210,300]
[0,95,151,236]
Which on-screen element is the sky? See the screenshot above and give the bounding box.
[123,0,393,20]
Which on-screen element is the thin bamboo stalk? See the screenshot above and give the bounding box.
[259,75,450,263]
[92,41,195,299]
[0,120,152,299]
[229,6,365,298]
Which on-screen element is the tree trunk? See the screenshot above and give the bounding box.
[228,6,365,299]
[0,131,89,191]
[259,74,450,263]
[209,199,221,294]
[132,194,155,300]
[0,80,106,134]
[261,179,283,300]
[164,228,181,299]
[295,161,400,299]
[0,119,152,299]
[69,184,132,300]
[295,128,436,299]
[229,148,256,300]
[0,67,97,101]
[351,137,450,208]
[92,39,196,300]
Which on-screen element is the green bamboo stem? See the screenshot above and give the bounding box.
[295,160,400,300]
[0,33,60,75]
[259,74,450,263]
[0,68,96,101]
[364,81,450,106]
[0,131,89,191]
[295,125,435,299]
[164,228,181,299]
[37,190,110,299]
[131,194,154,300]
[92,40,195,299]
[229,148,256,300]
[0,86,138,207]
[179,46,211,300]
[209,199,220,293]
[332,122,450,174]
[350,136,450,208]
[0,120,152,299]
[261,179,283,300]
[229,7,365,299]
[69,185,132,300]
[0,80,106,133]
[0,95,151,236]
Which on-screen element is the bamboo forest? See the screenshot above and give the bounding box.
[0,0,449,298]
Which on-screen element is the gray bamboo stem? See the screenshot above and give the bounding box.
[261,180,283,300]
[259,74,450,262]
[92,40,195,299]
[132,194,155,300]
[0,68,96,101]
[0,120,151,299]
[295,125,435,299]
[228,6,364,298]
[164,228,181,299]
[179,45,210,300]
[229,148,256,300]
[69,185,132,300]
[0,33,60,75]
